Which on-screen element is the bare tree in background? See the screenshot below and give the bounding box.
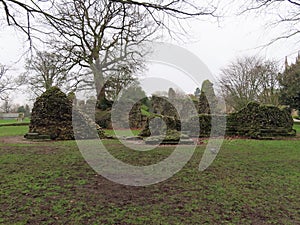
[41,0,218,105]
[19,51,82,97]
[219,56,280,111]
[43,0,156,103]
[0,65,15,101]
[104,65,138,101]
[238,0,300,45]
[0,96,12,113]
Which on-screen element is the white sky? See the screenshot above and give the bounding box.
[0,5,299,105]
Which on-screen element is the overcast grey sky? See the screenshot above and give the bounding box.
[0,3,299,104]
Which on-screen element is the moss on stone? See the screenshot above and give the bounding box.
[29,87,74,140]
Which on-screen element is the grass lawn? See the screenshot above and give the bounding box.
[294,122,300,133]
[0,127,299,224]
[104,129,141,137]
[0,118,30,125]
[0,126,29,137]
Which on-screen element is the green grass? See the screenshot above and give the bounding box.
[0,126,29,137]
[0,118,30,125]
[0,132,299,224]
[104,129,141,137]
[293,122,300,134]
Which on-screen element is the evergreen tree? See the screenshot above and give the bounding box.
[279,54,300,111]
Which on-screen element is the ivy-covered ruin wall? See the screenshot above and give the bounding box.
[27,87,105,140]
[226,102,295,138]
[140,101,296,139]
[28,87,74,140]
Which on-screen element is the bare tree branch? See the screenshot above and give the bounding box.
[237,0,300,46]
[0,65,16,101]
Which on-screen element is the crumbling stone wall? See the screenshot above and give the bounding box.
[28,87,105,140]
[95,100,148,129]
[141,101,296,139]
[226,102,295,138]
[29,87,74,140]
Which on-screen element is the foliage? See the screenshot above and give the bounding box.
[198,91,211,114]
[96,96,113,111]
[199,80,218,114]
[17,105,31,117]
[95,109,112,129]
[96,84,149,129]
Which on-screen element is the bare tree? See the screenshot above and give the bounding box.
[0,0,217,42]
[0,95,12,113]
[0,0,58,44]
[219,56,280,111]
[1,1,219,104]
[25,51,67,90]
[43,0,160,103]
[104,65,138,101]
[18,51,81,97]
[257,60,281,105]
[237,0,300,45]
[0,64,15,100]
